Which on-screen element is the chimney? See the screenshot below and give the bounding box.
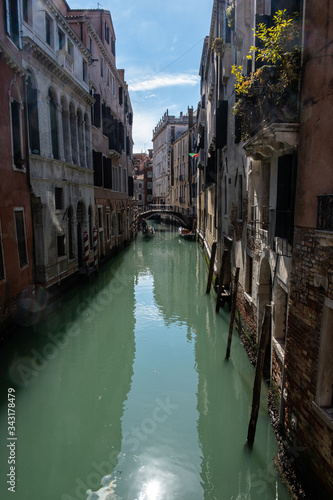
[188,106,193,129]
[171,126,175,142]
[118,69,125,82]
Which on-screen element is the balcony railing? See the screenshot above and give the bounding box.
[317,195,333,231]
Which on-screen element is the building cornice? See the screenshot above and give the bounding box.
[0,40,27,77]
[22,37,94,106]
[42,0,91,59]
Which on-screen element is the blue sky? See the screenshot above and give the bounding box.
[69,0,213,152]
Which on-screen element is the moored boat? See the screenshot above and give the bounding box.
[178,227,196,241]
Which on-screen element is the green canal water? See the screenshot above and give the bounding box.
[0,224,291,500]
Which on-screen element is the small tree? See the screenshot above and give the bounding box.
[232,10,301,139]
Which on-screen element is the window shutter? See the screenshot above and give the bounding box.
[93,150,103,186]
[128,176,134,197]
[5,0,10,35]
[94,93,101,127]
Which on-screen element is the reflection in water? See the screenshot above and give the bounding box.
[0,225,291,500]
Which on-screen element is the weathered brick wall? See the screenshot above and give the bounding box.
[236,283,258,363]
[285,226,333,497]
[271,347,284,398]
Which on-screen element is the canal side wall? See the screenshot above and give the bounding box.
[284,226,333,499]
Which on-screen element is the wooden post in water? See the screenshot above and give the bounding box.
[216,249,229,312]
[247,304,271,447]
[225,267,240,359]
[206,241,217,294]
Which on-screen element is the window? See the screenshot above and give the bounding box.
[98,206,104,255]
[5,0,21,47]
[57,235,65,258]
[106,212,110,240]
[68,207,74,259]
[107,68,110,88]
[315,300,333,411]
[55,188,64,210]
[23,0,32,24]
[83,60,88,83]
[10,99,23,168]
[49,89,59,160]
[112,212,117,236]
[105,22,110,44]
[98,206,103,229]
[88,35,93,56]
[45,14,53,47]
[148,171,152,178]
[119,86,123,105]
[88,206,94,249]
[58,29,65,50]
[138,194,142,201]
[111,36,115,56]
[100,56,104,78]
[67,40,74,58]
[118,213,122,235]
[0,220,4,280]
[91,89,101,128]
[14,209,28,268]
[112,75,116,96]
[148,182,152,189]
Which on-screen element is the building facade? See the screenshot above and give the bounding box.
[152,110,189,205]
[283,0,333,496]
[22,0,95,287]
[67,8,134,261]
[196,0,333,496]
[0,0,34,329]
[133,151,153,209]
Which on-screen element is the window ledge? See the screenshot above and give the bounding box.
[312,401,333,431]
[314,229,333,247]
[273,337,285,363]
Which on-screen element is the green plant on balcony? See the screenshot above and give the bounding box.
[231,10,301,139]
[226,2,235,30]
[212,37,224,55]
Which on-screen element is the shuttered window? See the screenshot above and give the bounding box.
[14,210,28,268]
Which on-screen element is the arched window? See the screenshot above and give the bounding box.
[27,71,40,154]
[61,96,71,162]
[88,205,94,249]
[84,113,91,169]
[77,108,85,167]
[68,206,74,259]
[118,213,122,235]
[49,88,59,159]
[69,102,78,165]
[111,212,117,237]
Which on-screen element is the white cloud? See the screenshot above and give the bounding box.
[128,73,200,92]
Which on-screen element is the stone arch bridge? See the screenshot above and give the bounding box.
[137,205,195,229]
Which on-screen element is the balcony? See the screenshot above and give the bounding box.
[317,195,333,231]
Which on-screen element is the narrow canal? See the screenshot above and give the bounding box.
[0,224,291,500]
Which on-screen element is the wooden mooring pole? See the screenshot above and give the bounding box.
[216,249,229,313]
[225,267,240,359]
[206,242,217,294]
[247,304,271,447]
